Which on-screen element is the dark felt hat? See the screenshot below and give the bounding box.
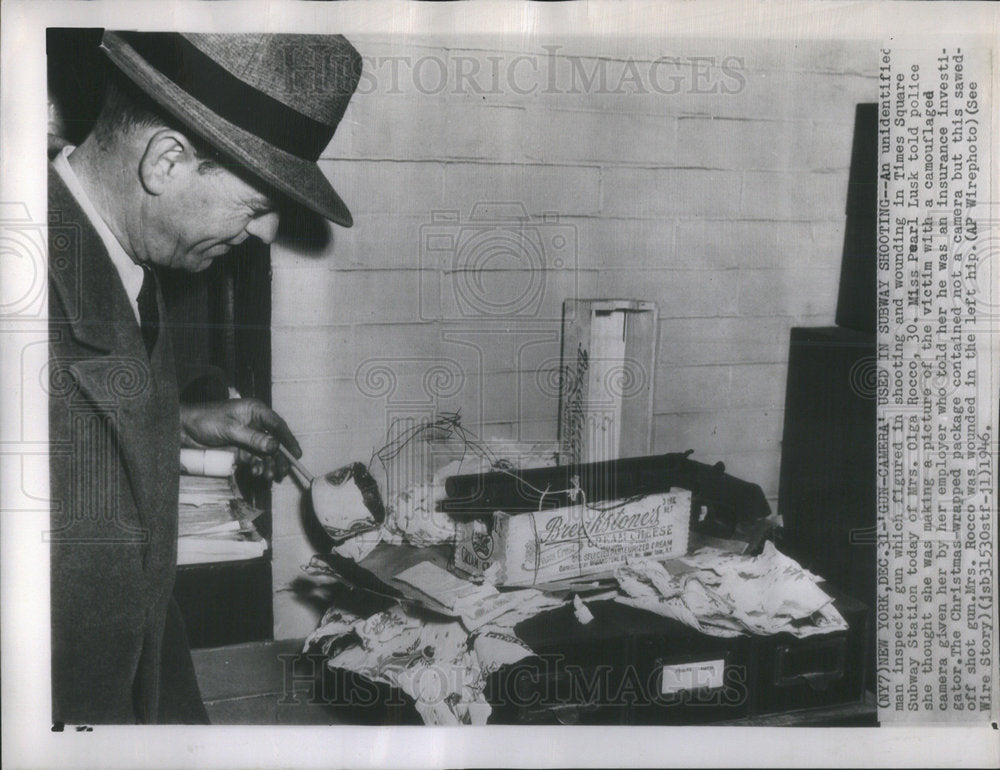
[100,31,361,227]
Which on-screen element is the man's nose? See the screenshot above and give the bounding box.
[245,212,280,245]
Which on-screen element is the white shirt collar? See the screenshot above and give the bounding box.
[52,145,145,324]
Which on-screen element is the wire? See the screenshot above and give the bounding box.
[365,411,662,585]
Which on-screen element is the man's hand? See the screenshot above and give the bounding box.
[180,399,302,481]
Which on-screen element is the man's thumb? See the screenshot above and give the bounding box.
[227,424,277,455]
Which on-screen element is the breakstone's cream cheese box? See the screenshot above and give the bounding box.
[492,489,691,586]
[453,518,495,578]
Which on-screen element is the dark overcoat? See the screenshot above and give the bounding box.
[48,166,206,724]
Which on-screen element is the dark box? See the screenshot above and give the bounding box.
[752,586,870,716]
[173,556,273,649]
[488,588,869,725]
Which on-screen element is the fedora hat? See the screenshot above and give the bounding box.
[100,31,361,227]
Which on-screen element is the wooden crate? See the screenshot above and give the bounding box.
[559,299,658,465]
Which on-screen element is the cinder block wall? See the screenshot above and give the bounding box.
[269,35,878,638]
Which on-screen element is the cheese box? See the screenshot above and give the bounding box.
[452,518,495,578]
[493,489,690,587]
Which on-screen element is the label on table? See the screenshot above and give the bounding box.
[661,659,725,695]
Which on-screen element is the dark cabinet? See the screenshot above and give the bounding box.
[163,248,275,648]
[778,326,876,689]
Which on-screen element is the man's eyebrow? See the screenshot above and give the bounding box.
[248,195,276,211]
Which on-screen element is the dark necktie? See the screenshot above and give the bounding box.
[136,264,159,356]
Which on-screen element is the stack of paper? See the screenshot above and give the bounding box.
[177,474,266,565]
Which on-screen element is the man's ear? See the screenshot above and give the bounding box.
[138,129,197,195]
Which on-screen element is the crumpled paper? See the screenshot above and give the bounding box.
[614,542,848,638]
[303,606,367,657]
[306,604,488,724]
[305,590,568,725]
[382,464,460,548]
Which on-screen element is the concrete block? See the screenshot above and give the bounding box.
[737,267,840,317]
[658,70,875,123]
[732,40,878,76]
[658,316,794,366]
[273,269,426,326]
[575,216,675,269]
[439,324,563,375]
[652,407,784,455]
[433,265,597,326]
[273,379,389,435]
[272,326,355,383]
[740,170,849,221]
[295,430,382,471]
[322,42,875,130]
[520,107,677,165]
[597,267,741,317]
[479,417,559,444]
[727,363,789,408]
[274,599,324,642]
[272,533,325,588]
[273,215,425,271]
[809,120,857,169]
[351,323,447,369]
[803,220,848,263]
[601,168,742,218]
[673,220,792,269]
[438,371,519,425]
[271,484,310,541]
[676,117,814,170]
[318,160,445,215]
[443,163,602,217]
[653,364,730,413]
[332,97,530,162]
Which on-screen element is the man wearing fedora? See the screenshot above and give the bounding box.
[48,31,361,724]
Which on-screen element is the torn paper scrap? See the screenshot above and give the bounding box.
[331,527,383,563]
[471,627,535,675]
[394,560,498,611]
[454,587,565,632]
[573,594,594,624]
[472,589,568,632]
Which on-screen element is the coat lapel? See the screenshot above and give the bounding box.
[49,166,179,549]
[48,165,143,356]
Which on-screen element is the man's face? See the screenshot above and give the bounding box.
[144,161,280,272]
